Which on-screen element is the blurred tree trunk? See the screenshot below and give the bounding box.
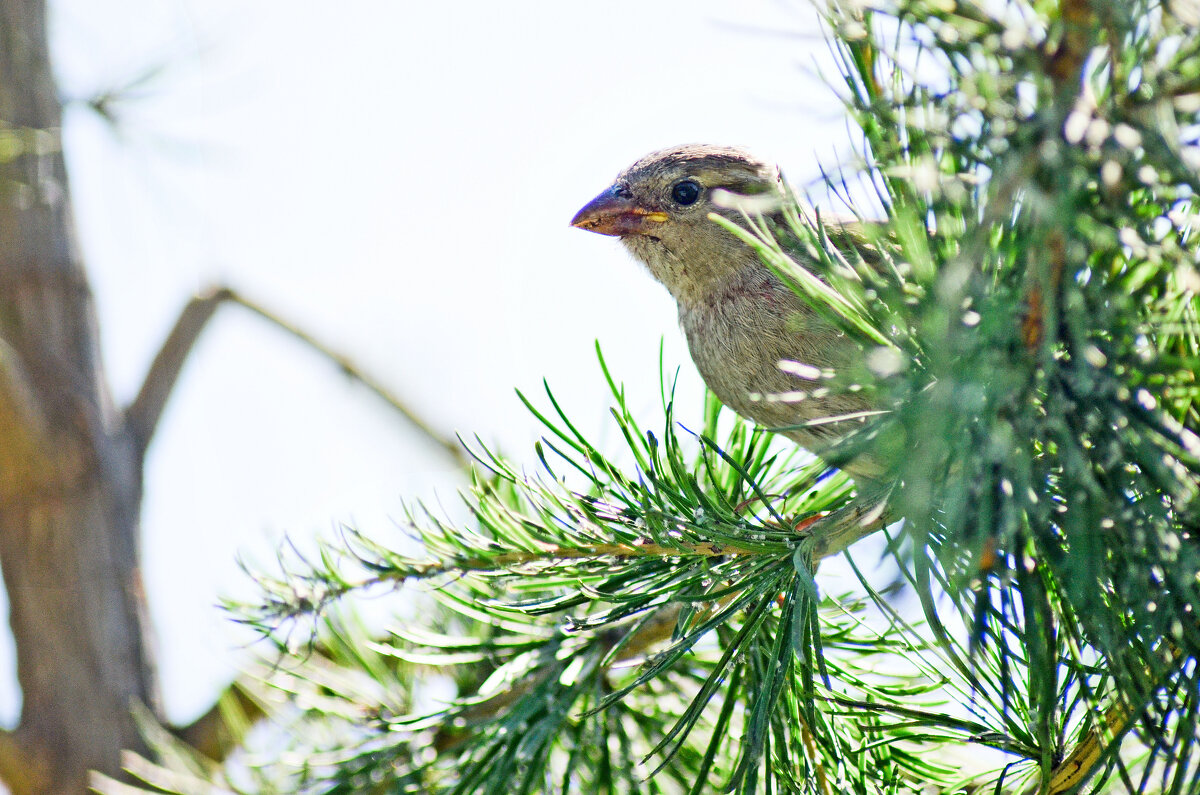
[0,0,157,791]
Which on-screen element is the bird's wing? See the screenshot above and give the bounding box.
[766,208,895,283]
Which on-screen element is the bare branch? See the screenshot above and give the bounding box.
[124,286,469,467]
[226,289,470,467]
[124,287,231,454]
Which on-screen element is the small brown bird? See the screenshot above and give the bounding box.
[570,144,881,483]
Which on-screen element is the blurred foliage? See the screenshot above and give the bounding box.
[106,0,1200,792]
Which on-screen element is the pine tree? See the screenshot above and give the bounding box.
[108,0,1200,792]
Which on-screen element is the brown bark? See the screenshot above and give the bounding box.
[0,0,157,791]
[0,4,466,790]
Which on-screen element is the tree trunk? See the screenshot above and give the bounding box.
[0,0,158,791]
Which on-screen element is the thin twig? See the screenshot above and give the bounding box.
[125,286,231,454]
[124,286,468,467]
[341,496,893,590]
[804,494,893,560]
[1043,700,1130,795]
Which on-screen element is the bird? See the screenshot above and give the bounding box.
[570,144,885,485]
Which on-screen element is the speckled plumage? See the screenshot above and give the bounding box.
[571,144,878,481]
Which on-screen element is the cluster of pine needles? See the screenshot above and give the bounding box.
[112,0,1200,793]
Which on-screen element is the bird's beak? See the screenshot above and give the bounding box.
[570,187,669,237]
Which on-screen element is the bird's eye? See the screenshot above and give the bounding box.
[671,179,702,206]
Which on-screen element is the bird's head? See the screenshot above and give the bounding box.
[570,144,785,305]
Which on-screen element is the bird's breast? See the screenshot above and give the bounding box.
[679,283,868,447]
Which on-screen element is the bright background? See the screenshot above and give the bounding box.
[5,0,853,726]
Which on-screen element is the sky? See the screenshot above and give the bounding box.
[5,0,860,726]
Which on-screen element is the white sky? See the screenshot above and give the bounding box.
[5,0,857,725]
